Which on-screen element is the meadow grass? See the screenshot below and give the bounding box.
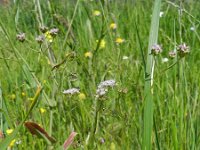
[0,0,199,149]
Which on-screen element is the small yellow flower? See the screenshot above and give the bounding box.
[6,129,16,147]
[93,10,101,16]
[6,129,14,135]
[43,80,47,84]
[21,92,26,97]
[9,139,16,148]
[110,23,117,30]
[96,39,106,49]
[28,97,34,101]
[40,108,46,114]
[47,58,51,65]
[78,93,86,100]
[45,31,53,43]
[84,52,92,58]
[10,94,16,100]
[110,142,116,150]
[115,37,125,44]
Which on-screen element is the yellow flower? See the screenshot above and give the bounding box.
[6,129,14,135]
[115,37,125,44]
[84,52,92,58]
[47,58,51,65]
[96,39,106,49]
[9,139,16,148]
[6,129,16,147]
[93,10,101,16]
[40,108,46,114]
[43,80,47,84]
[110,142,116,150]
[100,39,106,48]
[110,23,117,30]
[45,31,53,43]
[10,94,16,100]
[21,92,26,97]
[28,97,34,101]
[78,93,86,100]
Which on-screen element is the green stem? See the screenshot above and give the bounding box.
[142,0,161,150]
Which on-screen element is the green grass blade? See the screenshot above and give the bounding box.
[135,22,146,71]
[0,87,42,150]
[142,0,161,150]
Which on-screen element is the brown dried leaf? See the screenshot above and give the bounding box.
[63,131,77,150]
[24,121,56,143]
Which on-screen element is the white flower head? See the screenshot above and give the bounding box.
[98,79,116,89]
[16,140,22,145]
[96,88,108,97]
[190,26,195,31]
[122,56,129,60]
[63,88,80,95]
[159,11,164,17]
[162,57,169,63]
[96,79,116,97]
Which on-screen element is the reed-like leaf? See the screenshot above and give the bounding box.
[142,0,161,150]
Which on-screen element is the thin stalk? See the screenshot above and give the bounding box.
[135,21,146,71]
[89,97,102,146]
[172,18,178,150]
[153,116,160,150]
[62,0,80,49]
[34,0,44,27]
[178,2,184,149]
[0,83,3,130]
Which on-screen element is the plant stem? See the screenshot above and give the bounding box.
[142,0,161,150]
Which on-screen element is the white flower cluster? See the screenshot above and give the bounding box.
[96,79,116,97]
[63,88,80,95]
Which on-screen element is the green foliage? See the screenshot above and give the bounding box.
[0,0,199,149]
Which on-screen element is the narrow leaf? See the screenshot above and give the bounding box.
[24,121,56,144]
[142,0,161,150]
[63,132,77,150]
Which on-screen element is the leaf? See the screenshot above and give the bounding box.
[142,0,161,150]
[63,132,77,150]
[24,121,56,144]
[22,65,37,89]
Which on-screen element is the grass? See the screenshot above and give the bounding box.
[0,0,199,149]
[142,0,161,149]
